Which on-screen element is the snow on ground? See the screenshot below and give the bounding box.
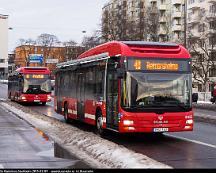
[197,101,212,104]
[0,101,172,169]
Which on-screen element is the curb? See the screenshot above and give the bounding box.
[193,104,216,125]
[193,103,216,111]
[194,115,216,125]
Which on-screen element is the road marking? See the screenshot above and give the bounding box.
[0,164,4,168]
[166,134,216,149]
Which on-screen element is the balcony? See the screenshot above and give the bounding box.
[172,0,182,5]
[173,11,182,18]
[150,7,158,14]
[206,12,216,20]
[188,33,200,40]
[172,24,182,32]
[188,15,199,25]
[208,29,216,36]
[159,28,168,35]
[159,16,167,23]
[208,0,216,4]
[159,5,167,11]
[188,2,200,10]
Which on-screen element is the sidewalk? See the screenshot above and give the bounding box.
[193,103,216,125]
[0,103,89,169]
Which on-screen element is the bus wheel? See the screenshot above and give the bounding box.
[8,93,11,100]
[64,104,70,123]
[96,110,106,136]
[15,94,18,102]
[42,102,46,106]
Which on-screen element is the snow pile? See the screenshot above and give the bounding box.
[0,101,172,169]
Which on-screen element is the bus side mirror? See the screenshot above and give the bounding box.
[117,68,125,79]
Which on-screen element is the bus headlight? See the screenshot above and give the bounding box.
[21,96,26,100]
[186,119,193,125]
[47,95,52,100]
[123,120,134,126]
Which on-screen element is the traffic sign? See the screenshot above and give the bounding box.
[29,54,43,64]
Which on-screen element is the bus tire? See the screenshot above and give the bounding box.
[15,94,18,102]
[96,110,106,136]
[64,103,70,123]
[42,102,46,106]
[8,92,11,100]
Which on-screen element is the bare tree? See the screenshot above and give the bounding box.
[188,8,216,91]
[63,40,85,61]
[17,38,36,66]
[81,30,101,50]
[146,6,159,42]
[37,33,59,66]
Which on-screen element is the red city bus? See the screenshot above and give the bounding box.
[8,67,52,105]
[55,41,193,135]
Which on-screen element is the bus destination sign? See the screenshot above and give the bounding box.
[26,74,44,79]
[128,59,190,72]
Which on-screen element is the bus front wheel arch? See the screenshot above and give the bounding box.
[95,109,106,136]
[64,102,70,123]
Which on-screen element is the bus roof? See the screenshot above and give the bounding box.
[15,67,51,74]
[78,41,190,59]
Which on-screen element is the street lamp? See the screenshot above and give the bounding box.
[183,0,187,48]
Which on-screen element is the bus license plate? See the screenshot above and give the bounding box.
[153,128,168,132]
[34,100,40,102]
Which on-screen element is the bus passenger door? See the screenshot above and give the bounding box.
[77,74,85,120]
[106,59,119,130]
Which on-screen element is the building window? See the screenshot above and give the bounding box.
[198,24,205,32]
[189,0,195,5]
[210,4,216,14]
[209,36,216,46]
[209,20,216,29]
[0,59,5,63]
[198,54,204,62]
[209,67,216,77]
[210,51,216,61]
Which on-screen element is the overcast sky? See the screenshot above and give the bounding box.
[0,0,108,52]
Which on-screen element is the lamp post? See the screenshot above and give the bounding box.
[183,0,187,48]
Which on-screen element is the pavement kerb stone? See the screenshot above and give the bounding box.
[193,103,216,125]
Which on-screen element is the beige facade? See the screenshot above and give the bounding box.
[187,0,216,92]
[0,14,8,78]
[102,0,147,41]
[149,0,186,43]
[102,0,185,43]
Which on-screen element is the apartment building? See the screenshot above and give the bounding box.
[102,0,147,41]
[0,14,8,79]
[187,0,216,92]
[102,0,186,43]
[149,0,186,43]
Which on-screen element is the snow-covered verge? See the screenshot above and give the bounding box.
[0,101,172,169]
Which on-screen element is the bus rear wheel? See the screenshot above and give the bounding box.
[64,104,70,123]
[8,92,11,100]
[96,110,106,136]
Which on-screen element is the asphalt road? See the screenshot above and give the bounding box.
[26,98,216,168]
[1,83,216,168]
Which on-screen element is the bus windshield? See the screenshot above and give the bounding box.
[23,74,51,94]
[121,72,192,112]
